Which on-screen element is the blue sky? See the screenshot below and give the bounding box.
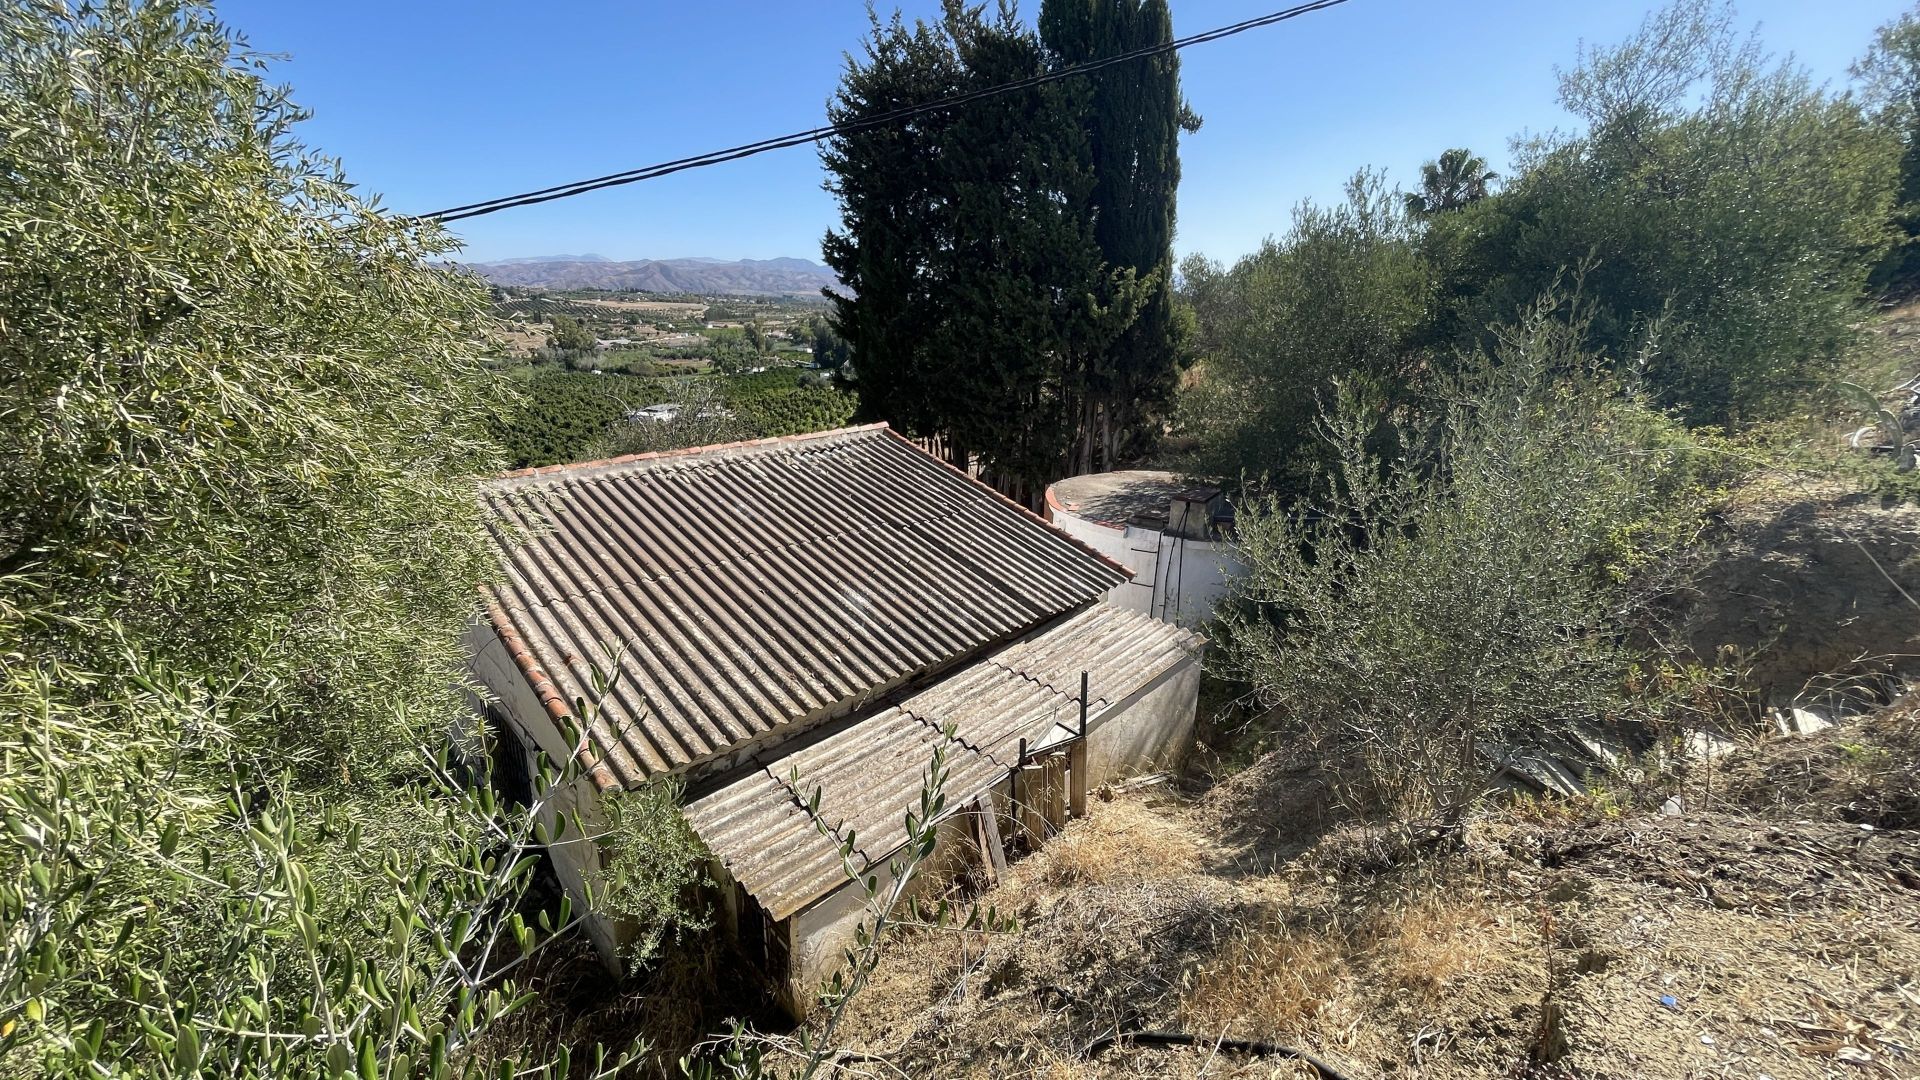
[217,0,1910,265]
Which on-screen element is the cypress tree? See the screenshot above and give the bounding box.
[1041,0,1197,470]
[823,1,1136,505]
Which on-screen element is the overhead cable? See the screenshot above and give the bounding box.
[415,0,1351,223]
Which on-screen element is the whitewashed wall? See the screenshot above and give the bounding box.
[465,622,629,966]
[1047,508,1244,626]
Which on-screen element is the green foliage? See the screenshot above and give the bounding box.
[547,313,598,352]
[703,327,767,376]
[590,381,753,458]
[512,368,858,467]
[1180,0,1902,483]
[1178,172,1432,484]
[1217,298,1715,821]
[1428,0,1899,425]
[0,2,634,1075]
[797,314,852,370]
[822,1,1144,501]
[488,370,668,468]
[1041,0,1196,468]
[1855,4,1920,291]
[722,369,859,437]
[1404,148,1498,218]
[598,779,713,965]
[741,319,770,354]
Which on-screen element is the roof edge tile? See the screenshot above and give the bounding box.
[482,594,621,792]
[493,422,892,483]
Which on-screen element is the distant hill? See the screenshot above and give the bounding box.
[460,256,840,297]
[491,253,613,264]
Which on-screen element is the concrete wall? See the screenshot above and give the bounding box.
[1085,656,1202,785]
[466,622,630,966]
[777,791,997,1015]
[780,785,1010,1013]
[774,654,1202,1016]
[1049,510,1243,626]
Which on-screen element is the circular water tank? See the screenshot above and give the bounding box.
[1045,471,1244,626]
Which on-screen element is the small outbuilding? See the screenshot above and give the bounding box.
[467,425,1204,1013]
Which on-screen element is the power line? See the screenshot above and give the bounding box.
[417,0,1351,224]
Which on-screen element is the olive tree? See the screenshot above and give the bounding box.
[0,2,647,1074]
[1177,171,1431,483]
[1429,0,1899,425]
[1217,298,1713,821]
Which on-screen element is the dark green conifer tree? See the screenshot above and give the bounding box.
[1041,0,1197,470]
[823,1,1136,504]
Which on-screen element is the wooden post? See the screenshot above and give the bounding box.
[1044,756,1066,828]
[971,794,1005,883]
[1014,739,1042,843]
[1019,765,1046,843]
[1070,672,1090,818]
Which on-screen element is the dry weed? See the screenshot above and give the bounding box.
[1177,890,1520,1049]
[1033,797,1202,888]
[1367,898,1511,1000]
[1179,916,1352,1040]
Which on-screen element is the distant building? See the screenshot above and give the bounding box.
[622,402,682,424]
[467,426,1203,1014]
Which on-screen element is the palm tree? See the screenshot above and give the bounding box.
[1405,148,1498,218]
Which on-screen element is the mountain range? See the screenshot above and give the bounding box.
[459,255,841,297]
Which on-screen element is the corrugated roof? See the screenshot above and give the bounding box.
[683,604,1203,920]
[481,425,1130,787]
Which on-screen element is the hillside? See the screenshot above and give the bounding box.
[812,476,1920,1079]
[460,255,841,296]
[824,723,1919,1079]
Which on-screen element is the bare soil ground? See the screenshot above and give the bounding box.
[490,320,552,358]
[1677,474,1920,703]
[828,706,1920,1079]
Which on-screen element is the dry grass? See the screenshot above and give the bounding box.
[1178,894,1523,1044]
[1502,787,1629,827]
[1179,918,1350,1039]
[1032,797,1201,888]
[488,320,552,358]
[1375,898,1515,998]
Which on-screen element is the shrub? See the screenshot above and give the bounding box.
[1177,171,1431,483]
[598,779,712,965]
[0,2,641,1074]
[1217,297,1716,821]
